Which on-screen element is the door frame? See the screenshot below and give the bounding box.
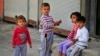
[81,0,100,37]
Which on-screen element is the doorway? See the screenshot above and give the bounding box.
[96,0,100,35]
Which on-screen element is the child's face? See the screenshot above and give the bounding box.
[41,6,50,15]
[71,15,77,23]
[76,21,85,29]
[17,19,26,27]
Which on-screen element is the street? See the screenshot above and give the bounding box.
[0,22,65,56]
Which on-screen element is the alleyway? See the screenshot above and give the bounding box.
[0,22,100,56]
[0,22,65,56]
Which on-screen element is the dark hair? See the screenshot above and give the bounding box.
[70,12,81,18]
[41,3,50,8]
[15,15,26,23]
[76,16,86,23]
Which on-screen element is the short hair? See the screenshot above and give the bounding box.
[70,12,81,18]
[41,3,50,8]
[76,16,86,23]
[15,15,26,23]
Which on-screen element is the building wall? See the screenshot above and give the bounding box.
[4,0,39,21]
[43,0,80,30]
[0,0,3,15]
[4,0,28,19]
[29,0,38,21]
[4,0,80,31]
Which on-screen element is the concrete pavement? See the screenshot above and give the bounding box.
[0,22,65,56]
[0,22,100,56]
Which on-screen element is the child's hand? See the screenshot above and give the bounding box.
[71,39,78,43]
[58,20,62,24]
[56,20,62,26]
[12,45,15,48]
[29,44,32,48]
[54,20,62,26]
[69,41,74,47]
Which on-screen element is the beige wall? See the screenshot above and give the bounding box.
[4,0,28,19]
[4,0,81,30]
[43,0,80,30]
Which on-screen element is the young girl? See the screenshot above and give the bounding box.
[12,15,32,56]
[58,12,81,56]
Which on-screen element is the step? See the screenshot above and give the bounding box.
[82,49,100,56]
[82,40,100,56]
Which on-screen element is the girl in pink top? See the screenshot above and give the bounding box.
[58,12,81,56]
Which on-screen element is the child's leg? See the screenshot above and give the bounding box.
[21,44,27,56]
[40,34,45,56]
[58,39,72,56]
[13,45,20,56]
[62,40,73,54]
[46,32,53,56]
[58,40,67,56]
[58,40,69,52]
[67,45,76,56]
[70,45,82,56]
[62,40,73,56]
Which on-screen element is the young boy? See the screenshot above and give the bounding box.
[40,3,61,56]
[67,16,89,56]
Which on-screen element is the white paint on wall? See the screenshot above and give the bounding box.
[4,0,28,19]
[43,0,80,30]
[4,0,80,30]
[29,0,38,21]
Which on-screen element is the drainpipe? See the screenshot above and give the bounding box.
[27,0,29,22]
[37,0,43,29]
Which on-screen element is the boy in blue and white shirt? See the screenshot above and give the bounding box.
[67,16,89,56]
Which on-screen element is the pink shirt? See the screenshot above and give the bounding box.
[12,27,32,46]
[67,24,78,39]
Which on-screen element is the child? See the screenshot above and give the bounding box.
[58,12,81,56]
[12,15,32,56]
[67,16,89,56]
[40,3,61,56]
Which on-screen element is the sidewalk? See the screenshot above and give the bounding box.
[82,38,100,56]
[0,22,65,56]
[0,22,100,56]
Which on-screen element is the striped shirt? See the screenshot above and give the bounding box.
[67,24,78,39]
[40,14,54,33]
